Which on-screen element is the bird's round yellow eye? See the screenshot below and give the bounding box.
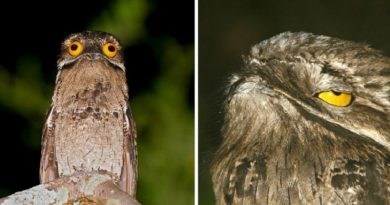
[67,41,83,56]
[102,43,118,58]
[317,90,352,107]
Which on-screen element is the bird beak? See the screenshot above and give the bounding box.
[85,53,103,61]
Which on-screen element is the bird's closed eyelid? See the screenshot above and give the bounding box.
[311,87,353,97]
[313,78,353,95]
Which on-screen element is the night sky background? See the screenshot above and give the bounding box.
[199,0,390,204]
[0,0,194,204]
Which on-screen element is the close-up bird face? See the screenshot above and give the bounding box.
[212,32,390,205]
[227,32,390,148]
[58,31,125,71]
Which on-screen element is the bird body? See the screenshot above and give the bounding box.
[212,32,390,205]
[40,31,137,197]
[53,59,127,178]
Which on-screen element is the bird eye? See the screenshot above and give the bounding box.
[102,43,118,58]
[317,90,352,107]
[67,41,83,57]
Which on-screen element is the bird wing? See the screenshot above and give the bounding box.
[218,155,390,205]
[120,104,138,198]
[39,106,59,183]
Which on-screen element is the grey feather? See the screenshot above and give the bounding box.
[211,32,390,205]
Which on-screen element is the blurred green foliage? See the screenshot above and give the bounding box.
[89,0,148,46]
[132,41,194,204]
[90,2,194,203]
[0,0,194,204]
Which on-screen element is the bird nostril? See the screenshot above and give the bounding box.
[86,53,99,61]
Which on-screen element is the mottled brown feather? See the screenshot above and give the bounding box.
[39,31,137,197]
[212,32,390,205]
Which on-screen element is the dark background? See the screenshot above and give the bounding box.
[0,0,194,204]
[199,0,390,204]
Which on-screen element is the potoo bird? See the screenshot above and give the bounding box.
[40,31,137,197]
[211,32,390,205]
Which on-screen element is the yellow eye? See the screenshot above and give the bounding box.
[102,43,118,58]
[317,90,352,107]
[67,41,83,56]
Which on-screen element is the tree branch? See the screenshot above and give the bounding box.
[0,172,141,205]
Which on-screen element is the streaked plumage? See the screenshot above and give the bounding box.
[40,31,138,197]
[212,32,390,205]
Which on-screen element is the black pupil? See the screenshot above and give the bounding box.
[332,91,342,96]
[70,44,78,51]
[108,45,116,52]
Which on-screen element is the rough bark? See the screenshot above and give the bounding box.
[0,172,141,205]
